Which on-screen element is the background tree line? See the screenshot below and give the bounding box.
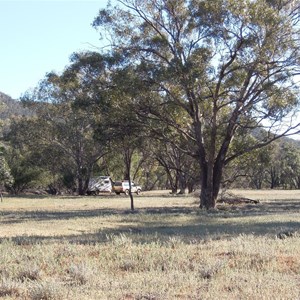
[1,86,300,196]
[0,0,299,210]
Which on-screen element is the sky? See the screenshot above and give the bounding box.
[0,0,109,99]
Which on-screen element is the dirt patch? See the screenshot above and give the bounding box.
[276,255,300,273]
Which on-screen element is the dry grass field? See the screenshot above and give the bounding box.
[0,189,299,299]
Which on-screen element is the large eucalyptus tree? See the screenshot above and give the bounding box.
[94,0,300,208]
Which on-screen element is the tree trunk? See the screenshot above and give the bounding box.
[200,178,222,209]
[199,160,223,209]
[187,182,195,194]
[167,171,177,194]
[178,172,187,194]
[78,177,85,195]
[124,147,134,211]
[200,186,216,209]
[129,180,134,211]
[126,168,134,211]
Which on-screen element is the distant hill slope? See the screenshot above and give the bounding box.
[0,91,32,137]
[0,91,31,120]
[281,135,300,148]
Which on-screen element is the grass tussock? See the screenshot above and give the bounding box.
[0,277,22,298]
[0,190,299,299]
[29,280,63,300]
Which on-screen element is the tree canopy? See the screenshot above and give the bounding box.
[93,0,300,208]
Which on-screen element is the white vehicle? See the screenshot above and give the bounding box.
[113,181,142,195]
[87,176,113,195]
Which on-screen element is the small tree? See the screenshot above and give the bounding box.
[102,105,144,211]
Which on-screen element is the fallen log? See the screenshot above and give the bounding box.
[217,197,260,205]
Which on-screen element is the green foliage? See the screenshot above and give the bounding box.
[2,0,300,200]
[17,52,112,195]
[0,155,13,190]
[224,138,300,190]
[93,0,300,207]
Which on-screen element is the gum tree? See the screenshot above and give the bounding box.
[94,0,300,208]
[21,52,111,195]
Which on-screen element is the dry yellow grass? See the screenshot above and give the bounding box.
[0,190,299,299]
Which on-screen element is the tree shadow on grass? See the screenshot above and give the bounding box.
[0,206,232,227]
[0,207,197,225]
[0,208,123,225]
[1,199,298,225]
[0,200,299,245]
[1,217,299,246]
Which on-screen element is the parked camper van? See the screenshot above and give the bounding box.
[113,180,142,195]
[87,176,113,195]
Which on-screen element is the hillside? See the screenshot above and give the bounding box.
[0,91,32,138]
[281,135,300,148]
[0,91,31,120]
